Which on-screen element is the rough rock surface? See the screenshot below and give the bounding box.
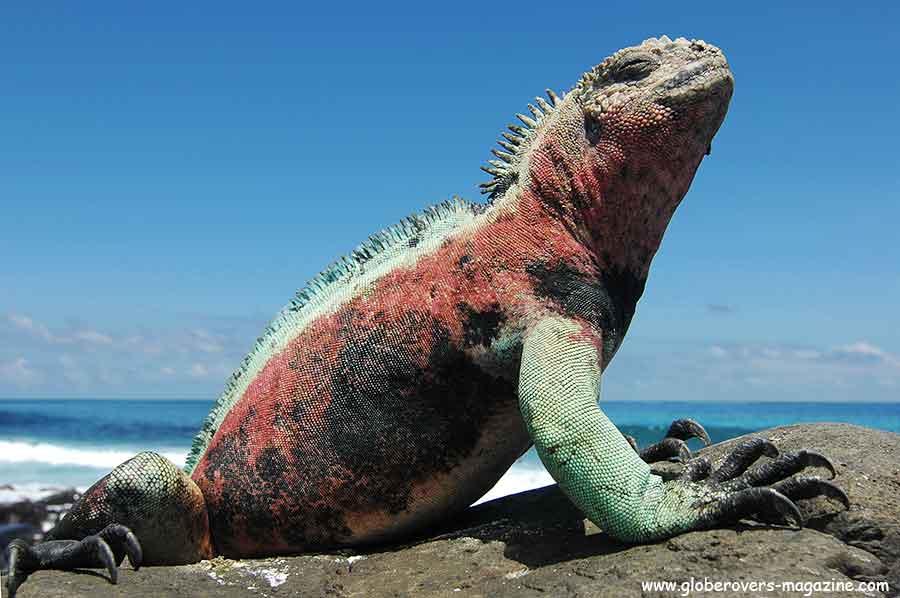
[4,423,898,597]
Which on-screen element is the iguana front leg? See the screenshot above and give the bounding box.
[518,315,848,542]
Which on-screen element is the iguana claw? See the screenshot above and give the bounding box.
[679,456,712,481]
[734,450,837,487]
[709,438,779,483]
[641,437,692,463]
[665,418,711,446]
[631,418,713,463]
[700,487,804,529]
[681,437,848,532]
[5,523,142,598]
[772,476,850,509]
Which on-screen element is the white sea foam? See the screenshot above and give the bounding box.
[473,463,555,505]
[0,482,79,504]
[0,440,186,470]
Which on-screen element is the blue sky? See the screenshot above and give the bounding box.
[1,2,897,400]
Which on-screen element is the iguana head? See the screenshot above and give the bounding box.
[482,36,734,273]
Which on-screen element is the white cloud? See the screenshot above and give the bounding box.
[709,345,728,358]
[0,308,261,397]
[72,330,114,345]
[700,340,900,390]
[791,349,822,360]
[0,357,42,387]
[8,313,53,341]
[189,363,209,378]
[7,313,115,346]
[827,342,898,366]
[607,337,900,403]
[190,329,224,354]
[707,340,898,366]
[9,313,34,330]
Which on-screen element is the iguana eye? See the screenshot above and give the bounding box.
[611,53,658,82]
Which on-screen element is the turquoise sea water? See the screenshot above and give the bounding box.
[1,399,897,498]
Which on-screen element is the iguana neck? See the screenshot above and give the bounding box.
[507,142,677,283]
[581,175,680,281]
[491,101,679,281]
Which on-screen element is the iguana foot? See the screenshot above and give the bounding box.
[604,436,850,543]
[6,524,142,598]
[626,418,712,463]
[6,452,213,596]
[680,437,849,530]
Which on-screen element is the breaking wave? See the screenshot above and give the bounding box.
[0,440,186,470]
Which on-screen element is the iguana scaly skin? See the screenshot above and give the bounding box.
[7,37,849,595]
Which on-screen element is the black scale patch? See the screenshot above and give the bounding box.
[526,260,646,365]
[321,309,516,516]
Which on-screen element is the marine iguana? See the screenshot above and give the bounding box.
[6,36,849,596]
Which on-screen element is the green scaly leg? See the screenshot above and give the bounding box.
[518,316,849,543]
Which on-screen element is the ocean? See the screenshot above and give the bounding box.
[2,399,899,505]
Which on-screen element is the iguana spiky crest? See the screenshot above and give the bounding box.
[479,88,562,201]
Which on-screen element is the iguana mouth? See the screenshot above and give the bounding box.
[657,61,733,107]
[661,60,728,91]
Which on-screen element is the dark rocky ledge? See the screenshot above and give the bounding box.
[4,423,899,597]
